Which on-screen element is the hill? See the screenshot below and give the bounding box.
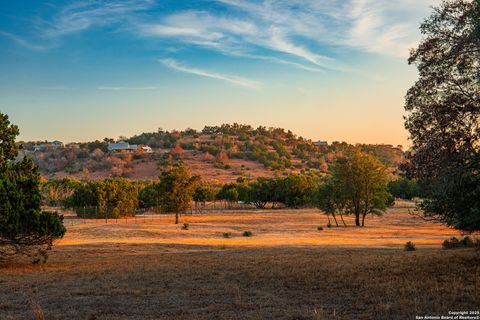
[20,124,405,183]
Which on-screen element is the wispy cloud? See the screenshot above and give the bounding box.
[1,0,154,50]
[0,31,48,51]
[159,59,262,89]
[2,0,438,73]
[42,0,154,38]
[97,86,158,91]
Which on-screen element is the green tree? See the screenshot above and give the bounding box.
[277,174,316,208]
[157,162,200,224]
[331,152,392,227]
[138,182,160,208]
[0,113,66,262]
[247,177,275,209]
[96,178,140,218]
[314,181,347,227]
[216,183,240,207]
[404,0,480,232]
[67,179,140,218]
[0,113,20,168]
[387,178,420,200]
[193,184,218,208]
[41,177,81,207]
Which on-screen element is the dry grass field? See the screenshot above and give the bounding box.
[1,204,479,320]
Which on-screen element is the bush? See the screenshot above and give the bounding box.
[181,222,189,230]
[243,231,253,237]
[223,232,232,238]
[317,226,324,231]
[327,223,332,228]
[461,236,474,248]
[441,236,477,249]
[404,241,416,251]
[442,237,460,249]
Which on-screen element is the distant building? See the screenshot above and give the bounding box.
[52,140,64,149]
[313,140,328,147]
[108,141,152,153]
[108,141,135,152]
[33,144,47,152]
[141,146,153,153]
[33,140,64,151]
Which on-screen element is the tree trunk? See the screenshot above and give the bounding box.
[332,214,339,227]
[361,213,366,227]
[175,212,179,224]
[355,213,360,226]
[340,213,347,227]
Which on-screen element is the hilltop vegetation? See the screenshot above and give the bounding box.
[22,123,405,183]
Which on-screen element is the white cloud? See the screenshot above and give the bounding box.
[159,59,262,89]
[2,0,440,72]
[43,0,154,38]
[0,31,48,51]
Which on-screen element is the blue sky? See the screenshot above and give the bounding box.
[0,0,439,146]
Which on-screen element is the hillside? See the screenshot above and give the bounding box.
[20,124,405,183]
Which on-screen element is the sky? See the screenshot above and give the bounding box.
[0,0,440,147]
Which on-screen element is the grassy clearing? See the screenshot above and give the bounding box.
[0,205,478,319]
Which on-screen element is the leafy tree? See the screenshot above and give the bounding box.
[41,177,81,207]
[66,182,98,208]
[0,113,65,262]
[157,162,200,224]
[67,179,140,218]
[138,182,160,208]
[331,151,392,227]
[277,174,316,208]
[96,178,140,218]
[314,181,347,227]
[193,184,218,207]
[387,178,420,200]
[216,183,240,208]
[245,178,273,209]
[404,0,480,231]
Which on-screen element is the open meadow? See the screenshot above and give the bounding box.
[1,203,479,320]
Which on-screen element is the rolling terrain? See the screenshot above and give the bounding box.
[21,124,405,183]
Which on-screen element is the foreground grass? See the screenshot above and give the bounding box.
[0,245,479,320]
[1,207,478,319]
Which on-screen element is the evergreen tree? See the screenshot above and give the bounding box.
[0,113,66,263]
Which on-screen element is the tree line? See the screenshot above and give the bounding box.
[41,151,421,228]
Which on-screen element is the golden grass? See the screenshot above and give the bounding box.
[57,206,460,249]
[1,205,478,319]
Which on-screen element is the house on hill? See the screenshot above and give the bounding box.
[141,146,153,153]
[108,141,153,153]
[33,140,64,151]
[33,144,47,152]
[313,140,328,147]
[52,140,64,149]
[108,141,136,152]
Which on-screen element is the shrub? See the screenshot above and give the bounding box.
[317,226,324,231]
[181,222,189,230]
[461,236,474,248]
[327,223,332,228]
[442,236,479,249]
[243,231,253,237]
[404,241,416,251]
[442,237,461,249]
[223,232,232,238]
